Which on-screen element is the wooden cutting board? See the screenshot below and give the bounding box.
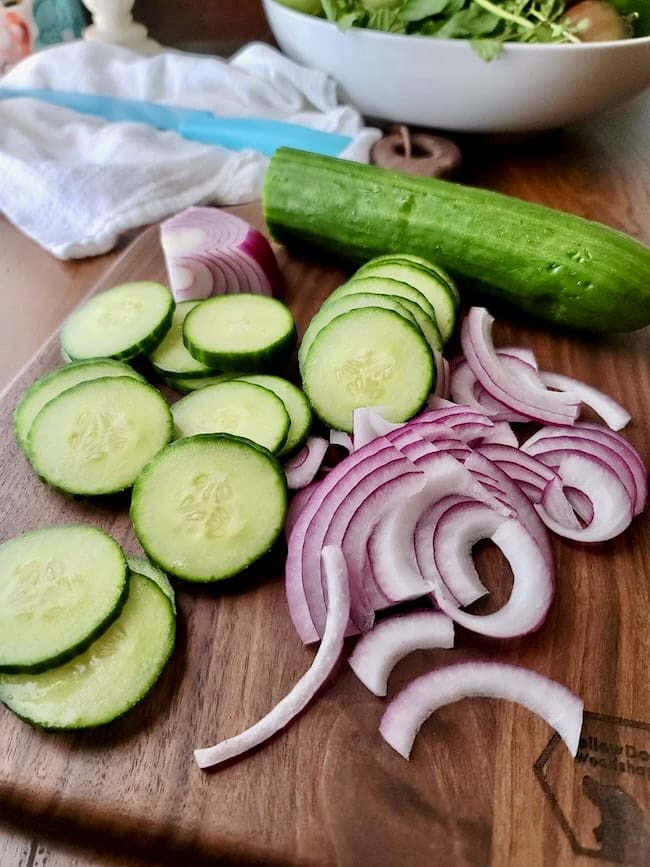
[0,203,649,867]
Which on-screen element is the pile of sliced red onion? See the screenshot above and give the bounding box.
[160,207,281,301]
[196,306,646,771]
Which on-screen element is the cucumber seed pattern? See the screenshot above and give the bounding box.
[96,297,143,328]
[68,412,136,463]
[3,559,82,622]
[336,349,395,402]
[176,472,240,539]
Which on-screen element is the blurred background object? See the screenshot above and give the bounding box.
[33,0,85,47]
[134,0,271,54]
[81,0,159,52]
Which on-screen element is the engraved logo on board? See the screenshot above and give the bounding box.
[534,711,650,864]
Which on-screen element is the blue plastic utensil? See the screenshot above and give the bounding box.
[0,87,353,157]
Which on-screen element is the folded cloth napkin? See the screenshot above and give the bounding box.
[0,40,379,259]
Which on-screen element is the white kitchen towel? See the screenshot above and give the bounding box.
[0,40,380,259]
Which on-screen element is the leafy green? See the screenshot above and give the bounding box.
[301,0,638,54]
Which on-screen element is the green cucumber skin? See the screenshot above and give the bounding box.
[0,527,129,675]
[264,149,650,333]
[183,328,297,373]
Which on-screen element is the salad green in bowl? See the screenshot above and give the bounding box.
[263,0,650,131]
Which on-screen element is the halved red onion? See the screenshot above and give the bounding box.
[461,308,580,424]
[433,514,554,637]
[194,546,349,769]
[535,453,633,542]
[379,661,583,758]
[161,207,280,302]
[284,437,329,490]
[330,429,353,453]
[540,370,631,431]
[349,612,454,697]
[353,407,404,449]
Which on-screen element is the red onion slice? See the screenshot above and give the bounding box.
[498,346,539,369]
[379,661,583,758]
[342,472,428,630]
[474,443,559,493]
[461,308,580,424]
[161,207,281,302]
[349,612,454,697]
[353,407,404,449]
[431,501,509,605]
[540,371,631,431]
[522,424,647,517]
[432,351,450,399]
[370,453,511,604]
[451,356,538,422]
[540,478,582,531]
[330,429,353,453]
[286,438,417,643]
[433,515,554,637]
[284,437,329,491]
[535,453,633,542]
[464,452,554,568]
[194,546,349,769]
[285,482,321,540]
[473,422,519,448]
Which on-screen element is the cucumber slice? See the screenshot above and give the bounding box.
[234,374,312,457]
[358,253,461,305]
[172,381,290,454]
[29,377,173,496]
[126,556,176,612]
[61,282,174,362]
[131,434,288,583]
[299,292,420,373]
[164,372,241,394]
[183,294,296,372]
[148,301,215,379]
[0,572,175,729]
[14,359,144,454]
[325,277,443,352]
[356,259,458,343]
[0,525,127,673]
[302,307,433,432]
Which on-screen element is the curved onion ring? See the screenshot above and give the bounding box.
[379,661,583,759]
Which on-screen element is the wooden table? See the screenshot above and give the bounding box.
[0,87,649,867]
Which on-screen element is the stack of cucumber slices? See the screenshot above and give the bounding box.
[5,253,459,731]
[299,254,459,432]
[0,526,176,729]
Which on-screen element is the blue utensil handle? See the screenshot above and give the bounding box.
[179,115,352,158]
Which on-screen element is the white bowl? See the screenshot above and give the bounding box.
[262,0,650,132]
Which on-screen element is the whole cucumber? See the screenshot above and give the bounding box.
[263,148,650,333]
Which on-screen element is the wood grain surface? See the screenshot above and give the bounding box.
[1,95,650,866]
